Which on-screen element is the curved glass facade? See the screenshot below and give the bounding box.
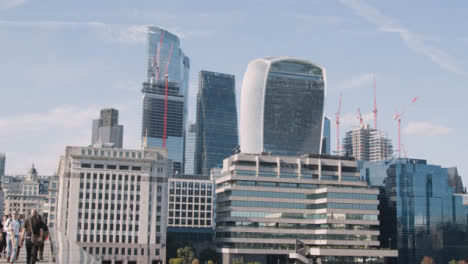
[240,57,325,156]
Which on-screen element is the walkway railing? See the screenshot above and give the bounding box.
[49,228,99,264]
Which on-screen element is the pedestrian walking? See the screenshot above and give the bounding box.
[37,215,47,261]
[0,216,6,258]
[15,215,25,261]
[20,209,44,264]
[4,211,21,264]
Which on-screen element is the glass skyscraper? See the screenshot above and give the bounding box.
[360,159,468,264]
[195,71,238,175]
[0,153,5,178]
[184,122,196,175]
[141,26,190,173]
[239,57,325,156]
[321,116,331,155]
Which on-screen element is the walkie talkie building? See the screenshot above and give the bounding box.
[239,57,326,156]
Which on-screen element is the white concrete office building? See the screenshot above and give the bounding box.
[57,146,170,264]
[215,152,397,264]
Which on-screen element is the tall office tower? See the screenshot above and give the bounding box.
[56,146,170,263]
[321,116,331,155]
[360,159,468,264]
[0,153,5,177]
[216,153,397,264]
[46,174,59,228]
[343,124,393,161]
[195,71,238,175]
[240,57,326,156]
[91,108,124,148]
[141,26,190,173]
[184,123,196,175]
[167,173,214,253]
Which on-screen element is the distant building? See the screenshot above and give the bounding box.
[0,153,5,178]
[216,152,397,264]
[239,57,326,156]
[360,159,468,264]
[343,124,393,161]
[91,108,124,148]
[167,173,214,253]
[321,116,331,155]
[184,123,196,175]
[3,165,49,215]
[447,167,466,194]
[141,26,190,173]
[57,146,170,263]
[195,70,238,175]
[44,174,59,228]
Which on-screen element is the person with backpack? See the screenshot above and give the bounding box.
[19,209,44,264]
[0,215,7,258]
[14,215,25,261]
[4,211,21,263]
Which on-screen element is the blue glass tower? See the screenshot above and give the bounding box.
[141,26,190,173]
[321,116,331,155]
[360,159,468,264]
[195,71,238,175]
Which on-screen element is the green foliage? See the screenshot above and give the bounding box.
[199,248,217,263]
[450,260,457,264]
[420,256,435,264]
[169,258,183,264]
[177,245,196,264]
[207,261,214,264]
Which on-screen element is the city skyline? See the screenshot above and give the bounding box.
[0,0,467,186]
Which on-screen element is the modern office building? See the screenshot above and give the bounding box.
[360,159,468,264]
[215,152,397,264]
[343,124,393,162]
[195,71,238,175]
[0,153,5,178]
[184,123,196,175]
[45,174,59,228]
[91,108,124,148]
[141,26,190,173]
[3,165,49,215]
[56,146,170,263]
[321,116,331,155]
[239,57,326,156]
[167,173,214,253]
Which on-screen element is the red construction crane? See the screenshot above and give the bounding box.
[162,43,174,147]
[356,108,363,127]
[335,93,343,153]
[373,75,378,129]
[155,31,165,81]
[393,96,418,158]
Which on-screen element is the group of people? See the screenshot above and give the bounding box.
[0,209,48,264]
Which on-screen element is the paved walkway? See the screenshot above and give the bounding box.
[0,240,52,263]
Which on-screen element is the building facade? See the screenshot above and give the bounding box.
[215,152,397,264]
[3,165,49,215]
[141,26,190,174]
[45,174,59,228]
[360,159,468,264]
[167,174,214,254]
[184,123,196,175]
[239,57,326,156]
[343,125,393,162]
[56,146,170,264]
[92,108,124,148]
[195,71,238,175]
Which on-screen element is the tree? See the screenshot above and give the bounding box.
[177,246,196,264]
[420,256,435,264]
[199,248,217,263]
[207,261,214,264]
[450,260,457,264]
[169,258,183,264]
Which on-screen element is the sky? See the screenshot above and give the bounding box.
[0,0,467,184]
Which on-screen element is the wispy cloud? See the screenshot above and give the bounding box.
[0,20,215,43]
[340,0,468,76]
[403,121,453,136]
[296,14,343,25]
[337,72,374,90]
[0,0,27,10]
